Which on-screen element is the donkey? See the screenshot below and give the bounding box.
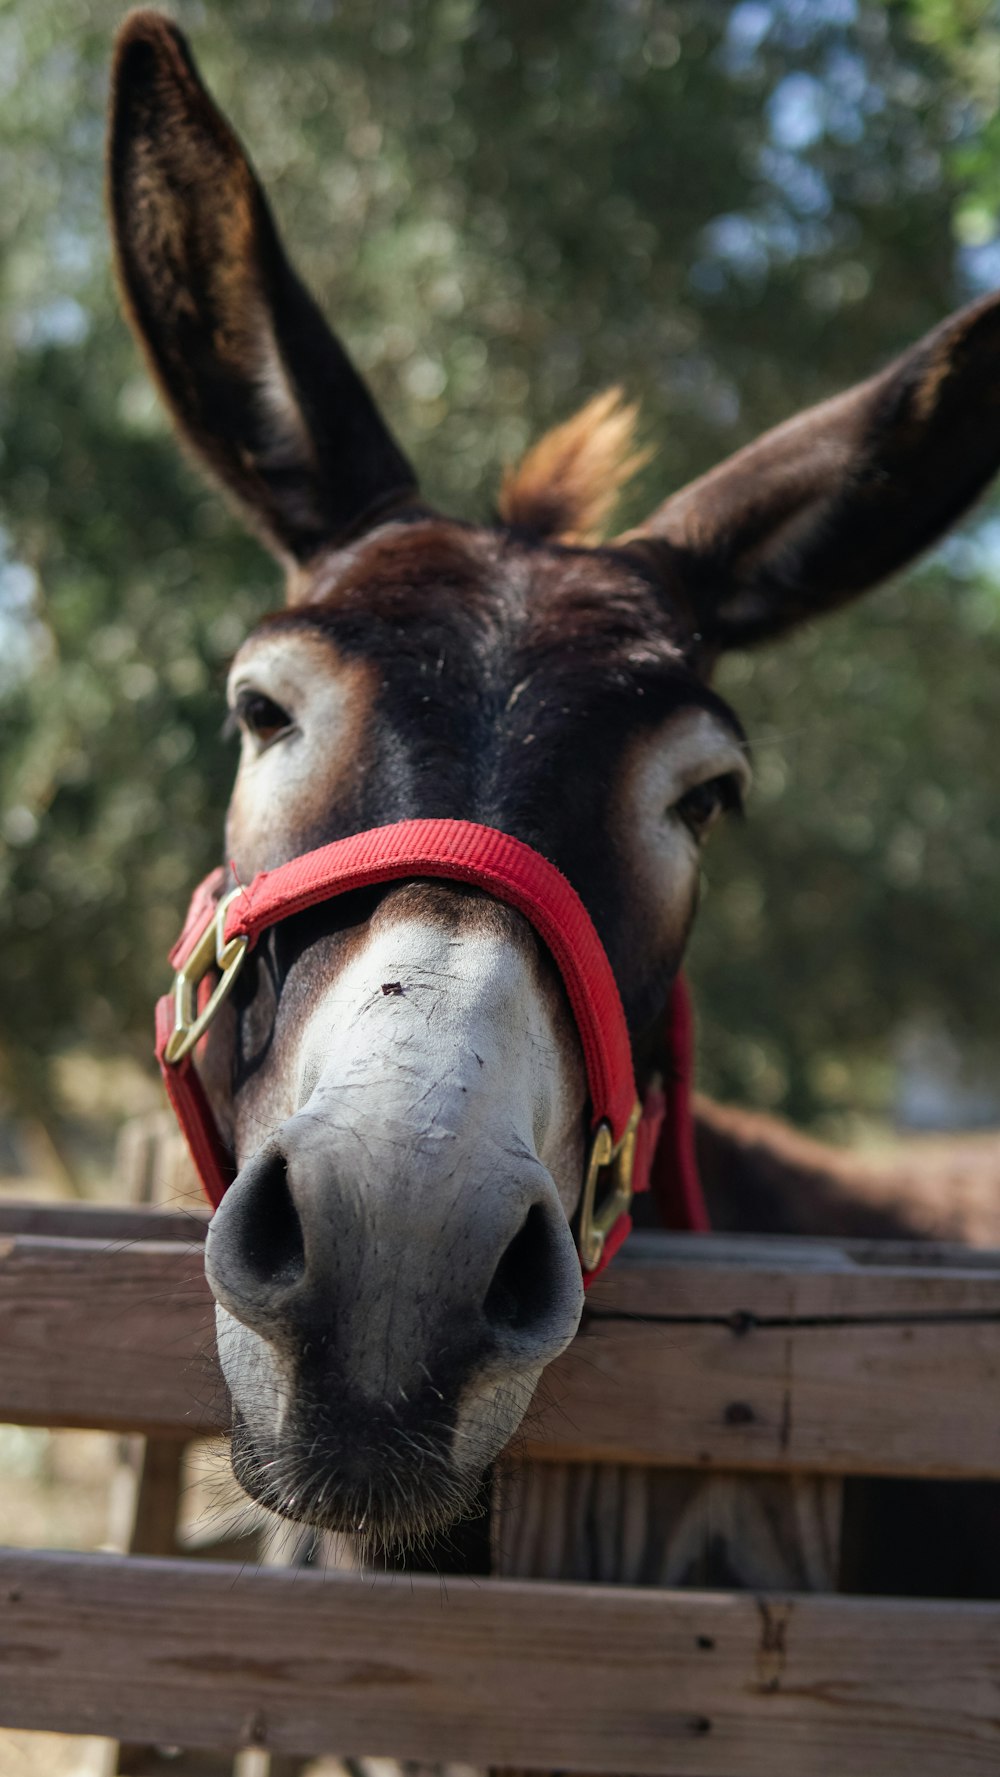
[110,11,1000,1552]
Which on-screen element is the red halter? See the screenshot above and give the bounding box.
[155,819,707,1283]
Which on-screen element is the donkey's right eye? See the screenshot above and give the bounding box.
[234,690,295,747]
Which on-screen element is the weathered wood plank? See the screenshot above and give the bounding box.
[493,1457,843,1777]
[585,1236,1000,1314]
[3,1549,1000,1774]
[494,1463,842,1591]
[497,1241,850,1773]
[0,1201,207,1242]
[599,1230,1000,1275]
[523,1303,1000,1476]
[6,1226,1000,1474]
[547,1234,1000,1477]
[492,1463,844,1777]
[0,1236,225,1436]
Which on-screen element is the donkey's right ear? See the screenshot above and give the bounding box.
[108,11,417,565]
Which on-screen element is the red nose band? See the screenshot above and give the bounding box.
[155,818,707,1282]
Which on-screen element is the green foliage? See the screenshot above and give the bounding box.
[2,0,998,1141]
[907,0,1000,265]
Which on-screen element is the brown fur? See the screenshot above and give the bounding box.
[639,292,1000,647]
[498,388,649,542]
[695,1095,1000,1245]
[108,11,416,563]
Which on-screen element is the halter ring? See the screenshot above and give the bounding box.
[577,1100,642,1272]
[164,889,248,1065]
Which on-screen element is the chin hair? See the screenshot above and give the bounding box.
[229,1407,486,1561]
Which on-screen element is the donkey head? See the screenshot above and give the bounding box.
[110,12,1000,1550]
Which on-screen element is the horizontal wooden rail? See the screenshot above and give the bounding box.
[0,1200,207,1243]
[3,1547,1000,1774]
[527,1235,1000,1477]
[0,1229,224,1436]
[5,1207,1000,1475]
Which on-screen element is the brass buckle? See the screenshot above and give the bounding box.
[163,889,249,1065]
[577,1100,642,1273]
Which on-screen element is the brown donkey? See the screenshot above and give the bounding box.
[111,11,1000,1550]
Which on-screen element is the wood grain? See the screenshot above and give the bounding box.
[536,1232,1000,1477]
[0,1233,224,1436]
[5,1219,1000,1475]
[523,1299,1000,1476]
[0,1201,207,1242]
[494,1463,842,1591]
[496,1252,846,1777]
[3,1549,1000,1774]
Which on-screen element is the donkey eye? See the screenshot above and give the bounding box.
[234,690,295,747]
[673,772,744,839]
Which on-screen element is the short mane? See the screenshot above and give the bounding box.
[498,387,648,543]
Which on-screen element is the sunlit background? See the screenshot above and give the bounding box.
[3,1,1000,1223]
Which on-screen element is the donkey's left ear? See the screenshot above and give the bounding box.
[636,292,1000,649]
[108,11,417,566]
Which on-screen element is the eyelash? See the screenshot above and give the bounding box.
[225,690,295,747]
[672,772,745,838]
[221,690,744,842]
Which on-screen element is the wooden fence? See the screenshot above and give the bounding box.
[4,1199,1000,1773]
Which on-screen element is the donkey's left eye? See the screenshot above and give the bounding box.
[234,691,295,747]
[673,773,743,839]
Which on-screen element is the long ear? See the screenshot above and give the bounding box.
[107,11,417,564]
[636,292,1000,648]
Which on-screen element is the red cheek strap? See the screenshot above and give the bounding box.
[154,818,707,1282]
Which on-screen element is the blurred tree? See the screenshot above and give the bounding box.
[1,0,998,1156]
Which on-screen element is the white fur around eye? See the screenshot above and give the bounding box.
[645,707,751,818]
[615,706,751,942]
[224,629,373,875]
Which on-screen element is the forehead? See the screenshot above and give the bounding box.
[247,519,742,735]
[226,521,747,1016]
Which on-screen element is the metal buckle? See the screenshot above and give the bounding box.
[163,889,249,1065]
[577,1099,642,1273]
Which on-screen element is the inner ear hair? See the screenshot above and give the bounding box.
[108,9,417,565]
[635,290,1000,648]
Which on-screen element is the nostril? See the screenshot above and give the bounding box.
[240,1149,306,1290]
[484,1203,556,1335]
